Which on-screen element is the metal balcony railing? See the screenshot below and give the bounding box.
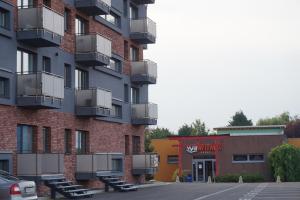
[18,6,64,37]
[17,72,64,100]
[76,88,112,110]
[131,60,157,79]
[76,34,112,58]
[131,103,158,120]
[130,17,156,38]
[17,153,64,177]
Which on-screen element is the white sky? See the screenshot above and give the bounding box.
[144,0,300,132]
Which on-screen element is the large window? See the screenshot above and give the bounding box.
[75,68,88,89]
[132,136,140,154]
[42,127,51,153]
[124,84,129,103]
[42,56,51,73]
[76,130,88,154]
[106,59,122,73]
[0,8,9,30]
[129,5,138,19]
[131,87,139,104]
[111,104,122,119]
[100,13,121,27]
[64,9,70,32]
[17,125,34,153]
[125,135,129,155]
[112,159,123,172]
[64,129,72,154]
[75,17,86,35]
[130,46,139,61]
[167,155,178,164]
[64,64,72,88]
[17,50,34,74]
[0,77,9,98]
[233,154,264,163]
[17,0,33,8]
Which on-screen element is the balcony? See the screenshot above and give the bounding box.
[132,103,158,125]
[17,6,64,47]
[76,88,112,117]
[76,153,124,180]
[17,154,64,179]
[75,34,112,66]
[17,72,64,109]
[131,60,157,84]
[75,0,111,16]
[131,0,155,4]
[132,154,159,175]
[130,18,156,44]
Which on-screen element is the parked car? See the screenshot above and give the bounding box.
[0,170,38,200]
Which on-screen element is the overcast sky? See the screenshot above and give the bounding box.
[144,0,300,132]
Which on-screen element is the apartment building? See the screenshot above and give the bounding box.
[0,0,158,197]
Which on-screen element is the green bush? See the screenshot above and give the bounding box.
[269,143,300,182]
[215,174,264,183]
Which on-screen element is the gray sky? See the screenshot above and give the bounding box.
[144,0,300,132]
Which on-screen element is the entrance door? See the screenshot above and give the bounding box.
[193,159,216,182]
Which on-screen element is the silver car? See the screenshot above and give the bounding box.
[0,170,38,200]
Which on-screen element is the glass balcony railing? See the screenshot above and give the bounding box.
[131,60,157,84]
[130,18,156,44]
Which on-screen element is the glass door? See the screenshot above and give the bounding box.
[192,160,204,182]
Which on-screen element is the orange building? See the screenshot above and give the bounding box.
[288,138,300,148]
[151,139,179,182]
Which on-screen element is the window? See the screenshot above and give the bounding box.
[64,64,71,88]
[124,84,129,103]
[75,17,86,35]
[17,125,35,153]
[106,59,122,73]
[75,68,88,89]
[18,0,34,8]
[125,135,129,155]
[76,130,88,154]
[130,46,139,61]
[0,160,9,173]
[131,87,139,104]
[123,0,128,17]
[233,154,265,163]
[64,129,72,154]
[132,136,140,154]
[42,56,51,73]
[17,50,34,74]
[100,13,121,27]
[249,154,264,162]
[43,0,51,7]
[111,104,122,118]
[0,77,9,98]
[42,127,51,153]
[124,41,129,60]
[112,159,123,172]
[167,155,178,164]
[129,5,138,19]
[0,8,9,30]
[64,9,70,32]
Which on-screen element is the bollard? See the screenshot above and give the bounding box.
[176,176,180,183]
[207,176,212,184]
[238,176,243,184]
[276,175,281,183]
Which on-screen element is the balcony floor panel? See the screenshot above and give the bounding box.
[76,107,111,117]
[17,30,62,47]
[130,33,156,44]
[131,75,157,85]
[131,0,155,4]
[132,118,157,125]
[76,4,110,16]
[17,96,63,109]
[75,53,110,66]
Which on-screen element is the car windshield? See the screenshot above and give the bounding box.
[0,170,19,181]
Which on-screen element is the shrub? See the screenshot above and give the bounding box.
[269,143,300,182]
[215,174,264,183]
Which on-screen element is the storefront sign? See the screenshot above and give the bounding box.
[186,143,222,154]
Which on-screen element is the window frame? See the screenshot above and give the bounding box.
[167,155,179,164]
[42,127,51,153]
[75,130,89,154]
[232,154,265,163]
[132,136,141,154]
[64,129,72,154]
[0,8,10,30]
[0,77,9,99]
[42,56,51,73]
[17,124,35,154]
[75,17,86,35]
[64,64,72,88]
[17,49,35,74]
[75,68,89,89]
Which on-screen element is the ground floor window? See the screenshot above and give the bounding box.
[0,160,9,173]
[76,130,88,154]
[42,127,51,153]
[167,155,178,164]
[112,158,123,172]
[17,125,35,153]
[233,154,264,163]
[132,136,141,154]
[64,129,72,154]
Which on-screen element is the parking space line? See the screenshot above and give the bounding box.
[238,183,268,200]
[192,184,245,200]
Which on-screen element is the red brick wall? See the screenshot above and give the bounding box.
[0,105,145,192]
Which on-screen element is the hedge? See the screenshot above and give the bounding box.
[215,174,264,183]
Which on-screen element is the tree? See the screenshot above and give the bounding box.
[285,119,300,138]
[257,112,291,126]
[269,143,300,182]
[191,119,208,136]
[178,124,194,136]
[228,111,253,126]
[145,128,172,152]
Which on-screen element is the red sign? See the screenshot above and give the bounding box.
[185,143,222,154]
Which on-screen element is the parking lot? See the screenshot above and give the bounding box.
[91,182,300,200]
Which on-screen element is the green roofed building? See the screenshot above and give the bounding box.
[214,125,285,136]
